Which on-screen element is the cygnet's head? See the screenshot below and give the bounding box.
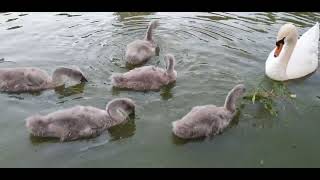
[52,67,88,86]
[25,115,48,136]
[67,68,88,83]
[106,98,136,116]
[231,84,246,98]
[274,23,298,57]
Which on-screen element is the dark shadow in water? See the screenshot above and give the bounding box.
[108,114,136,141]
[4,91,42,98]
[19,13,28,16]
[284,70,318,84]
[111,86,121,96]
[54,82,86,98]
[160,82,175,100]
[197,14,235,21]
[229,108,242,127]
[125,62,143,70]
[113,12,155,22]
[112,85,160,93]
[7,26,22,30]
[155,46,160,56]
[1,83,86,100]
[55,13,81,17]
[29,135,60,145]
[171,133,206,146]
[6,18,18,22]
[112,82,176,98]
[0,58,16,64]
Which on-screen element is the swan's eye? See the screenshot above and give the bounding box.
[274,37,285,58]
[276,37,285,46]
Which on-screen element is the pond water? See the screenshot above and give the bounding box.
[0,12,319,167]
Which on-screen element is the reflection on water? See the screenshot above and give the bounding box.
[6,18,18,22]
[113,12,155,22]
[108,117,136,141]
[0,12,320,167]
[29,135,60,145]
[55,13,81,17]
[7,25,22,30]
[171,133,206,146]
[160,83,175,100]
[54,82,86,98]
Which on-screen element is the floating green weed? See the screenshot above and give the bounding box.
[242,80,294,116]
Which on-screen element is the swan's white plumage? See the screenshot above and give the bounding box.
[286,22,319,78]
[266,22,319,81]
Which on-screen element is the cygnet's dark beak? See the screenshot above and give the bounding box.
[81,76,88,82]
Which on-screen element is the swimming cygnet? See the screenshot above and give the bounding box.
[0,67,87,93]
[125,20,159,65]
[26,98,135,142]
[112,54,177,91]
[172,84,246,139]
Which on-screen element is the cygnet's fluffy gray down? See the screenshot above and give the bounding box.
[172,84,246,139]
[125,20,159,65]
[25,98,135,142]
[0,67,87,93]
[112,54,177,91]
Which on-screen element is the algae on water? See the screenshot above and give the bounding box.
[243,80,293,116]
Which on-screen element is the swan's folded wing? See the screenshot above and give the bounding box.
[286,23,319,79]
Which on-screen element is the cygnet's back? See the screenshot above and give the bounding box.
[172,84,246,139]
[0,67,87,93]
[125,20,159,65]
[0,67,51,92]
[112,54,177,91]
[26,98,135,142]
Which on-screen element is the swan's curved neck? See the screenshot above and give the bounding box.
[278,35,298,67]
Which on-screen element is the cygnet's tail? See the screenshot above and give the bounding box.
[145,20,159,41]
[224,84,246,113]
[106,98,136,123]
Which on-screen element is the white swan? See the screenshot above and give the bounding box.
[125,20,159,66]
[112,54,177,91]
[172,84,246,139]
[26,98,135,142]
[265,22,319,81]
[0,67,87,93]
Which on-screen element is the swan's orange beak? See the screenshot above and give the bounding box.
[274,43,283,57]
[274,39,285,58]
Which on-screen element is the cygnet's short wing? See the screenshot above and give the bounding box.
[174,105,230,138]
[126,40,156,64]
[116,66,167,90]
[46,106,108,131]
[0,68,50,92]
